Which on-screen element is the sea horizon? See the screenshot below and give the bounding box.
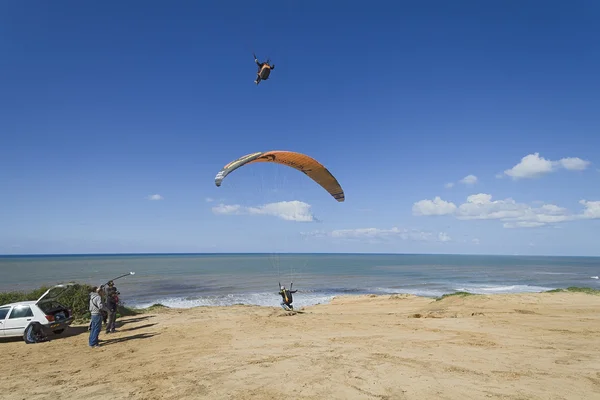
[2,251,600,258]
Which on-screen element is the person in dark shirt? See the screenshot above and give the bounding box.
[278,283,297,311]
[104,281,119,334]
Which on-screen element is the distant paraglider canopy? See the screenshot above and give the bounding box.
[214,150,345,202]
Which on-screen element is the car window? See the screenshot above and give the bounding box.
[0,307,10,320]
[9,306,33,319]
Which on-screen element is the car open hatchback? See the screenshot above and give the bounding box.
[0,284,75,343]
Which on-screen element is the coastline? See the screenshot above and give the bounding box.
[126,286,599,311]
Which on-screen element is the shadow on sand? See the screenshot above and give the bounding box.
[58,325,90,339]
[116,323,157,333]
[98,332,159,346]
[116,315,155,327]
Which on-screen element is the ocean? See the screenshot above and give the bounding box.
[0,253,598,309]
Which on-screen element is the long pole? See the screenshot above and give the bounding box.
[104,271,135,286]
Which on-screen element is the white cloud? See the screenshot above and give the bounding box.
[501,153,591,179]
[579,200,600,219]
[412,196,457,216]
[205,197,214,203]
[147,194,163,201]
[444,174,477,188]
[302,227,451,242]
[444,174,478,189]
[459,174,478,185]
[212,201,315,222]
[472,238,480,245]
[558,157,590,171]
[413,193,600,228]
[212,204,242,215]
[438,232,451,242]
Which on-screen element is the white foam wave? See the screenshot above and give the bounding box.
[370,285,555,297]
[371,287,448,298]
[127,283,561,309]
[130,291,335,309]
[591,276,599,280]
[533,272,577,275]
[455,284,554,294]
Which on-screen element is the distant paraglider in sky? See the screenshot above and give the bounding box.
[253,53,275,85]
[214,150,345,202]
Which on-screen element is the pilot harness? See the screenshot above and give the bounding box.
[279,282,293,303]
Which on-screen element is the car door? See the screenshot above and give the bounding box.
[0,307,11,337]
[3,305,34,337]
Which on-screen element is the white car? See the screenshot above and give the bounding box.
[0,284,74,343]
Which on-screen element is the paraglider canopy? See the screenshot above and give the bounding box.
[214,150,345,202]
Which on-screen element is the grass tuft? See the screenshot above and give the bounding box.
[435,291,476,301]
[545,287,600,295]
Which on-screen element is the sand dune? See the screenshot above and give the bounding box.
[2,292,600,399]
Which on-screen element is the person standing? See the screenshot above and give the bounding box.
[104,281,118,334]
[87,284,109,330]
[88,286,105,348]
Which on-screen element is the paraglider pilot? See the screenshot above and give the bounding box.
[278,282,297,311]
[254,53,274,85]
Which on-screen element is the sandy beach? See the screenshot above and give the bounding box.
[2,292,600,400]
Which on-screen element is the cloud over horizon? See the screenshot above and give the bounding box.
[212,200,316,222]
[147,194,164,201]
[302,227,452,243]
[413,193,600,228]
[499,153,591,180]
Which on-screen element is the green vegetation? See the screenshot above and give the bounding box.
[141,303,169,312]
[434,287,600,302]
[545,287,600,295]
[0,284,168,323]
[435,291,476,301]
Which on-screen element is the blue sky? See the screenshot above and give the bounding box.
[1,1,600,256]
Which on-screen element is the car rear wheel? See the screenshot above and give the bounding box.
[23,323,46,344]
